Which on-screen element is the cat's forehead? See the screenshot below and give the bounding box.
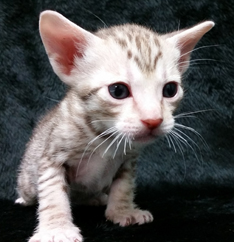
[96,24,161,54]
[96,24,157,39]
[95,24,178,76]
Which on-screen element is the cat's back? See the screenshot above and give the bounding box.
[22,103,60,164]
[22,89,89,167]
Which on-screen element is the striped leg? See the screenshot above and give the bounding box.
[105,159,153,226]
[29,158,82,242]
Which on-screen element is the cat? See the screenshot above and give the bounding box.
[15,10,214,242]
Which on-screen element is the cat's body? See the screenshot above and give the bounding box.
[18,89,137,206]
[16,10,214,242]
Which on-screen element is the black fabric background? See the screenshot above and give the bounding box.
[1,0,234,241]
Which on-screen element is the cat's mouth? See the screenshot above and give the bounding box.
[133,132,156,143]
[133,128,167,143]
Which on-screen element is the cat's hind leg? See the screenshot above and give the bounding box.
[15,163,37,206]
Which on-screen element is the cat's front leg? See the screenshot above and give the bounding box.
[29,159,82,242]
[105,158,153,226]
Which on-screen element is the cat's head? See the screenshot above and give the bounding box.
[39,10,214,144]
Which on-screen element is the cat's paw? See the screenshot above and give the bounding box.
[105,208,153,226]
[28,227,83,242]
[15,197,26,205]
[15,197,35,206]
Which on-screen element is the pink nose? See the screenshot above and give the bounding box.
[141,118,163,129]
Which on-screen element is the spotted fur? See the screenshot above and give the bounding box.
[16,10,214,242]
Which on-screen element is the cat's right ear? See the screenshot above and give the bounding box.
[39,10,100,85]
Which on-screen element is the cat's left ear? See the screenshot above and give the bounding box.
[166,21,215,73]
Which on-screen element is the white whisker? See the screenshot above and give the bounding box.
[124,136,128,155]
[179,58,217,65]
[165,135,171,148]
[88,127,116,145]
[168,134,177,153]
[81,7,108,27]
[113,133,126,158]
[169,132,187,179]
[171,129,201,164]
[173,128,199,149]
[102,132,121,157]
[76,127,117,176]
[91,119,117,123]
[90,130,118,159]
[180,44,220,59]
[175,123,209,149]
[174,109,213,119]
[128,134,133,150]
[171,130,194,149]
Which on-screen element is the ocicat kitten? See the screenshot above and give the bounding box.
[16,10,214,242]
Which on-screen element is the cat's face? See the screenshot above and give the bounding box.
[39,11,214,144]
[74,28,183,143]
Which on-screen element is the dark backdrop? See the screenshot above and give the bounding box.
[1,0,234,241]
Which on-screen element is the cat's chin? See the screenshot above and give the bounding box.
[133,129,167,144]
[134,134,156,144]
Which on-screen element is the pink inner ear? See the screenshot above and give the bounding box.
[45,31,86,75]
[48,35,85,75]
[40,11,98,77]
[54,36,84,75]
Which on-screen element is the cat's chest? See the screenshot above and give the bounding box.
[66,151,124,192]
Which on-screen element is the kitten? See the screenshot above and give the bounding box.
[15,10,214,242]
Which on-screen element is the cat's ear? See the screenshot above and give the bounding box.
[39,10,100,84]
[166,21,215,73]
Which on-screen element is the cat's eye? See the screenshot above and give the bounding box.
[163,82,178,98]
[108,83,130,99]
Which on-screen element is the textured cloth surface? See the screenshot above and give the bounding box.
[1,0,234,241]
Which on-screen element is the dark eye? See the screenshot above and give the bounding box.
[163,82,178,98]
[108,83,130,99]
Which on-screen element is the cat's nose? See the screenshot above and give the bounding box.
[141,118,163,129]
